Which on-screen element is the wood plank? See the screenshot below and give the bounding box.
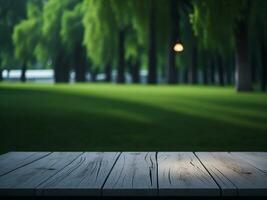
[157,152,219,196]
[0,152,51,176]
[231,152,267,173]
[196,152,267,196]
[37,152,120,196]
[103,152,157,196]
[0,152,82,196]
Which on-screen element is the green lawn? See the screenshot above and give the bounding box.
[0,83,267,154]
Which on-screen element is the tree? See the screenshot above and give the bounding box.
[41,0,79,83]
[250,0,267,91]
[0,0,27,81]
[61,1,88,82]
[111,0,135,83]
[191,0,254,91]
[83,0,118,82]
[13,1,43,82]
[131,0,171,84]
[166,0,192,84]
[166,0,179,84]
[178,3,199,85]
[125,28,143,83]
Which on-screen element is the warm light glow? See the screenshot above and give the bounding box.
[173,43,184,52]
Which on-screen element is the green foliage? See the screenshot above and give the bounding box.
[0,0,27,68]
[190,0,267,67]
[61,2,84,52]
[190,0,237,56]
[42,0,80,60]
[12,1,43,65]
[83,0,118,68]
[2,0,267,81]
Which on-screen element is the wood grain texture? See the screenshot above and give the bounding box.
[0,152,82,196]
[103,152,157,196]
[37,152,120,196]
[231,152,267,173]
[196,152,267,196]
[157,152,219,196]
[0,152,266,196]
[0,152,51,176]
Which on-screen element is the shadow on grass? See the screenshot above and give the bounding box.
[0,87,266,153]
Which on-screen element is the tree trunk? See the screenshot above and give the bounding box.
[226,64,232,85]
[74,46,86,82]
[234,19,252,91]
[91,68,99,82]
[217,56,225,86]
[117,29,125,83]
[183,68,188,83]
[105,63,112,82]
[148,2,157,84]
[20,62,27,82]
[188,45,197,84]
[131,60,140,83]
[167,0,179,84]
[251,55,257,84]
[0,69,3,82]
[203,64,209,85]
[210,57,215,84]
[260,32,267,91]
[54,52,70,83]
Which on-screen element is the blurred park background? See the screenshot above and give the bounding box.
[0,0,267,153]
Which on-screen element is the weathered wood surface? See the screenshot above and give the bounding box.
[231,152,267,173]
[0,152,82,196]
[0,152,266,196]
[0,152,51,176]
[38,152,120,196]
[196,152,267,196]
[157,152,219,196]
[103,152,157,196]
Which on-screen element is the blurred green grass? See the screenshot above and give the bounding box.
[0,83,267,153]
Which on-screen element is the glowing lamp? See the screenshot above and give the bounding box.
[173,43,184,53]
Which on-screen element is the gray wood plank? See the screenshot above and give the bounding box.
[103,152,157,196]
[0,152,51,176]
[231,152,267,173]
[157,152,219,196]
[37,152,120,196]
[196,152,267,196]
[0,152,82,196]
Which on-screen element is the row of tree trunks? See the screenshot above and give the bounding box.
[148,1,157,84]
[167,0,179,84]
[54,48,89,83]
